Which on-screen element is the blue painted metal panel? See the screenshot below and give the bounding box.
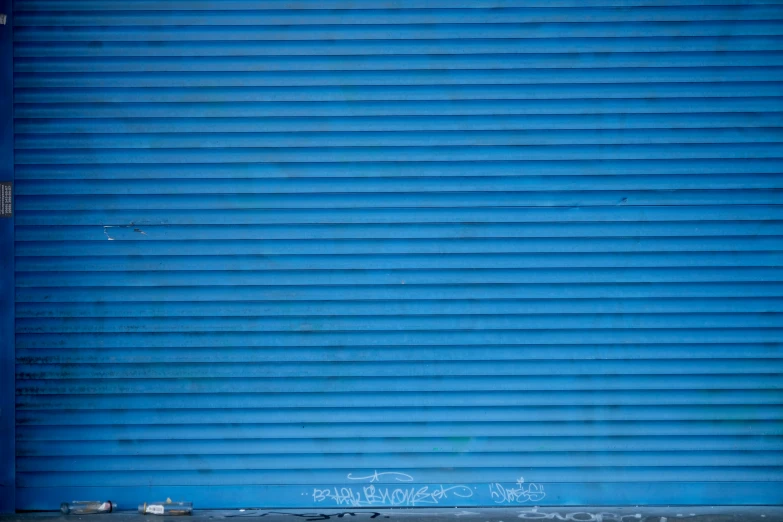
[0,0,14,513]
[11,0,783,510]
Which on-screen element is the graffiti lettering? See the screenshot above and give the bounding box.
[312,485,473,507]
[225,511,387,521]
[347,471,415,483]
[518,510,643,522]
[489,477,546,504]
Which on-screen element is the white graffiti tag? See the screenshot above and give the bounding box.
[347,471,414,483]
[312,485,473,507]
[312,471,473,507]
[489,477,546,504]
[518,510,643,522]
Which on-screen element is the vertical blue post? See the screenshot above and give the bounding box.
[0,0,14,513]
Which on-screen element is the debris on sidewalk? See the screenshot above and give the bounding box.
[60,501,114,515]
[139,500,193,516]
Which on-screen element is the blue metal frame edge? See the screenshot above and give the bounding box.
[0,0,14,513]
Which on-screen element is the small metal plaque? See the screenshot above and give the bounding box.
[1,182,12,218]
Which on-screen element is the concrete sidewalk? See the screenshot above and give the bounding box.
[3,507,783,522]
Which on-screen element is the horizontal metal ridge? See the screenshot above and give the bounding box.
[15,297,783,317]
[13,175,783,194]
[13,483,783,509]
[14,313,783,332]
[16,420,783,440]
[15,191,783,210]
[23,65,783,84]
[14,468,783,487]
[9,122,783,146]
[15,253,783,272]
[14,268,783,287]
[19,1,783,11]
[16,435,783,456]
[15,128,783,149]
[14,39,783,58]
[24,58,783,78]
[14,222,783,241]
[20,206,783,226]
[15,158,783,178]
[14,390,783,410]
[15,405,783,426]
[15,6,783,26]
[16,114,783,134]
[14,21,783,42]
[16,451,783,473]
[16,282,783,302]
[16,144,783,163]
[15,375,783,394]
[14,236,783,253]
[15,84,783,103]
[13,251,783,267]
[15,98,783,118]
[14,329,783,348]
[14,343,783,362]
[14,359,783,377]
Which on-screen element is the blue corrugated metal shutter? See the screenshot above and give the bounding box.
[11,0,783,509]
